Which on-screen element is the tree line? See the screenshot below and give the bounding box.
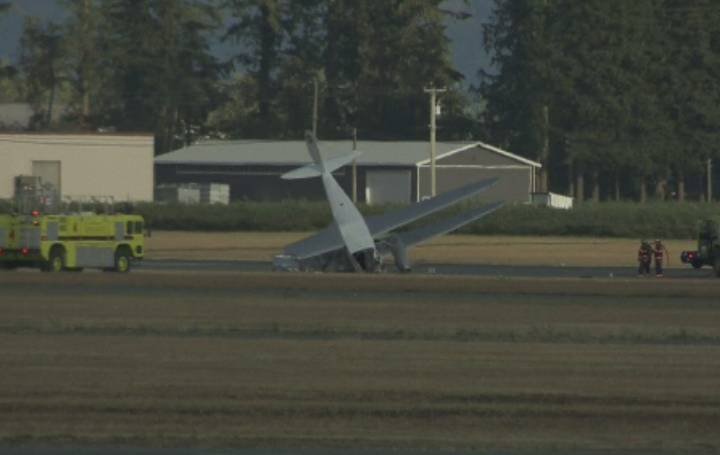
[1,0,719,202]
[0,0,466,152]
[481,0,720,202]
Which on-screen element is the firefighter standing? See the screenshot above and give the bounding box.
[653,239,669,277]
[637,240,652,276]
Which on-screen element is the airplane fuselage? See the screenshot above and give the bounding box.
[275,131,501,273]
[321,173,378,268]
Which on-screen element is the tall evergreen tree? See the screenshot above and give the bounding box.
[220,0,463,140]
[224,0,284,136]
[323,0,361,136]
[353,0,463,139]
[480,0,552,189]
[223,0,331,138]
[547,0,655,201]
[481,0,720,202]
[276,0,326,136]
[61,0,103,126]
[657,0,720,201]
[98,0,162,130]
[151,0,225,153]
[99,0,223,153]
[19,17,64,129]
[0,2,16,81]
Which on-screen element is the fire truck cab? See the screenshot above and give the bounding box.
[0,211,145,272]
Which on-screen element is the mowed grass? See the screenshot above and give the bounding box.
[145,231,697,267]
[1,273,719,451]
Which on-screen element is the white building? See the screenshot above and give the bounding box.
[0,134,154,202]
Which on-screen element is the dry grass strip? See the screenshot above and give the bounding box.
[1,271,719,298]
[145,231,698,267]
[1,275,719,451]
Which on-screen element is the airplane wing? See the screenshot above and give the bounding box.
[395,201,504,247]
[284,222,344,259]
[284,177,498,259]
[364,177,498,236]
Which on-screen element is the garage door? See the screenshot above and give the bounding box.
[365,170,411,205]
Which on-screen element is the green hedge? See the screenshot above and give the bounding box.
[3,199,718,239]
[133,201,390,232]
[133,200,719,239]
[456,202,718,238]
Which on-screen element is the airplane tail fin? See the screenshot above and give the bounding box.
[281,131,362,180]
[305,130,324,170]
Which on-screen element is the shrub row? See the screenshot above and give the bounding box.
[2,199,718,239]
[456,202,720,239]
[134,200,390,232]
[133,200,719,239]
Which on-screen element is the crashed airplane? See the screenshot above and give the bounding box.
[273,132,504,272]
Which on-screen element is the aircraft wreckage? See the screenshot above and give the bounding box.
[273,132,503,272]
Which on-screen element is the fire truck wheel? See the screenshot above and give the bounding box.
[114,248,131,273]
[43,247,66,273]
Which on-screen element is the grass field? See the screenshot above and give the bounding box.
[145,231,697,267]
[1,273,719,452]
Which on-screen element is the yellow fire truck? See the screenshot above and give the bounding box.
[0,210,145,272]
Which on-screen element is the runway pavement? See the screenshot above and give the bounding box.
[0,449,684,455]
[138,258,716,280]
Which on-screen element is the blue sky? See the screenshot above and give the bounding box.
[0,0,493,85]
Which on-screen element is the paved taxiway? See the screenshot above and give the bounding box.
[139,259,714,280]
[0,449,684,455]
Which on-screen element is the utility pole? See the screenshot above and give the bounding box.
[708,158,713,203]
[540,0,550,193]
[312,76,319,137]
[541,105,549,192]
[352,127,358,203]
[424,86,446,197]
[82,0,91,121]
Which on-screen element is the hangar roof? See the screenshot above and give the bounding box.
[155,139,541,168]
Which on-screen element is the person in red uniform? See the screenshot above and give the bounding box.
[653,239,669,277]
[637,240,652,276]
